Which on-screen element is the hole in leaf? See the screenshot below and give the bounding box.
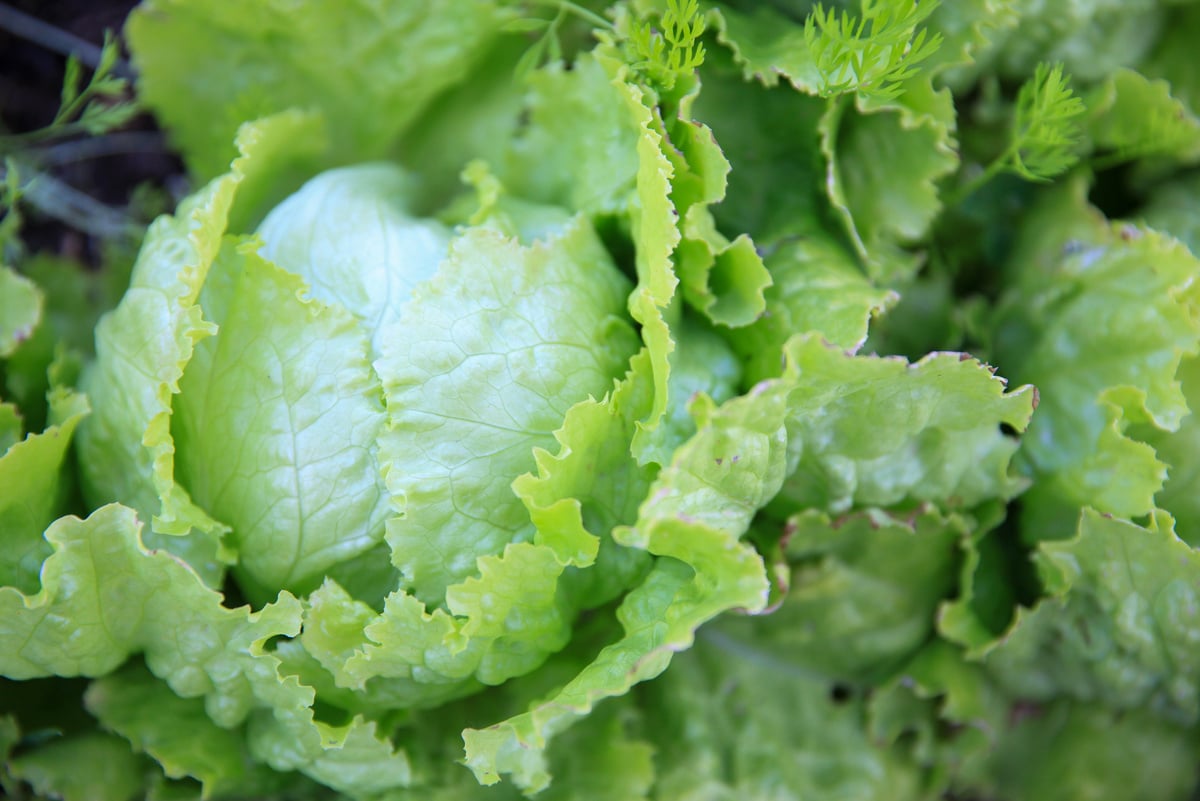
[829,683,852,705]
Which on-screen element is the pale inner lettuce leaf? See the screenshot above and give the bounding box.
[171,238,392,601]
[377,218,637,606]
[255,163,451,359]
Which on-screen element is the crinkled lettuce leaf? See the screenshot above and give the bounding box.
[729,234,896,386]
[976,509,1200,724]
[727,506,967,685]
[993,174,1200,534]
[820,80,960,283]
[0,266,40,359]
[1084,68,1200,167]
[127,0,506,179]
[777,335,1034,515]
[638,628,933,801]
[871,640,1200,801]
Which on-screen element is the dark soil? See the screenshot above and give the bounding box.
[1,0,181,263]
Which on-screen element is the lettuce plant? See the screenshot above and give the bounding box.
[4,0,1200,799]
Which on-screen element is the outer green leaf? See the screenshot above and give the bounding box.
[0,403,19,454]
[0,505,298,701]
[778,335,1035,515]
[937,519,1028,651]
[820,80,959,283]
[285,718,412,796]
[0,504,415,795]
[127,0,505,179]
[922,0,1018,87]
[0,384,89,594]
[1137,184,1200,546]
[0,265,41,359]
[593,42,681,466]
[691,53,830,246]
[78,113,322,585]
[515,347,659,611]
[986,0,1163,84]
[2,251,132,434]
[959,701,1200,801]
[1139,172,1200,256]
[862,272,984,361]
[666,81,770,328]
[1084,68,1200,166]
[724,506,966,684]
[85,663,294,799]
[708,3,821,93]
[538,709,654,801]
[1142,359,1200,546]
[8,732,145,801]
[78,120,265,582]
[463,359,797,791]
[868,638,1007,776]
[993,176,1200,525]
[654,318,743,460]
[502,54,640,217]
[637,607,931,801]
[1141,3,1200,116]
[0,714,18,798]
[978,509,1200,725]
[729,234,896,385]
[395,37,529,210]
[870,641,1200,801]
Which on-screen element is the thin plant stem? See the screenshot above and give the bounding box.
[522,0,614,31]
[0,4,135,78]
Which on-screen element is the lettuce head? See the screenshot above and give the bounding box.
[4,0,1200,799]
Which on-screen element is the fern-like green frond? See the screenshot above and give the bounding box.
[947,61,1085,206]
[628,0,706,91]
[804,0,943,100]
[0,32,138,151]
[1008,61,1086,182]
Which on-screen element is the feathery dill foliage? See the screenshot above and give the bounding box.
[505,0,705,91]
[1007,61,1087,182]
[0,32,139,259]
[947,61,1086,205]
[804,0,943,100]
[627,0,706,91]
[0,33,138,152]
